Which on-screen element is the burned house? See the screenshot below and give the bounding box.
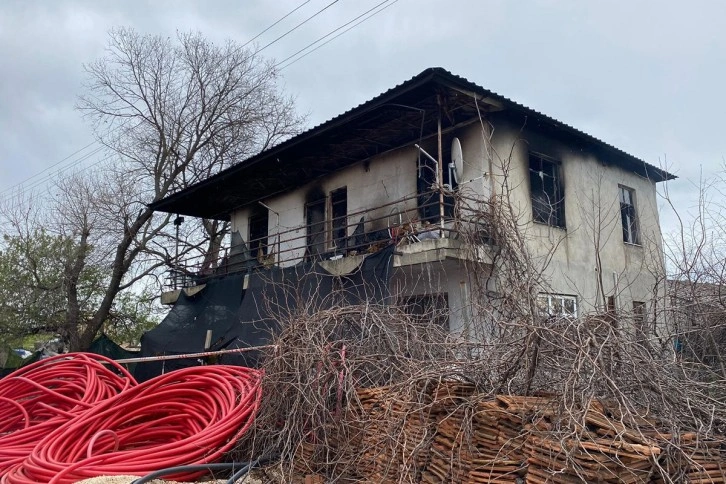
[142,68,674,373]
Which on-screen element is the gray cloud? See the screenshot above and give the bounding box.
[1,0,724,235]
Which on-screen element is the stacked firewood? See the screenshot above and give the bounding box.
[653,433,726,484]
[292,383,726,482]
[351,385,436,482]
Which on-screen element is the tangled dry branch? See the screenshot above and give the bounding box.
[234,162,725,482]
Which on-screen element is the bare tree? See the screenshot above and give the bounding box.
[0,28,303,350]
[662,170,726,378]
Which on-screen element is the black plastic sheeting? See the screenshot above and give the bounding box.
[88,334,140,374]
[135,247,393,381]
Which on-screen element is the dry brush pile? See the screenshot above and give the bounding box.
[234,191,726,482]
[237,303,725,482]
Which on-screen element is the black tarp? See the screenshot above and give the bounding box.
[135,273,246,381]
[87,334,140,373]
[135,247,393,381]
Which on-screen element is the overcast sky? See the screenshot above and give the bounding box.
[1,0,724,235]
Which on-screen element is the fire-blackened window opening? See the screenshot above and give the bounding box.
[306,193,326,258]
[619,186,639,244]
[248,207,268,259]
[417,144,456,223]
[330,187,347,250]
[401,293,450,331]
[530,154,565,228]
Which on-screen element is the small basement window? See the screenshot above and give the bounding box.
[537,293,577,317]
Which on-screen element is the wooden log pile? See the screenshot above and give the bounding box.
[652,433,726,484]
[350,384,437,482]
[293,382,726,483]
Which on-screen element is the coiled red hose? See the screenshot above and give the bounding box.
[0,353,136,475]
[3,365,262,484]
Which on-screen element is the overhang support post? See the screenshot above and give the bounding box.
[437,94,445,237]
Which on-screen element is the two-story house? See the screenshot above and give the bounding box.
[151,67,674,339]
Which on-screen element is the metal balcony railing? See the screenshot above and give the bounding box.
[164,189,488,290]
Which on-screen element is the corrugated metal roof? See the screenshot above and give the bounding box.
[429,67,669,177]
[152,67,675,218]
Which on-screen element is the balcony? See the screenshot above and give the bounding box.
[161,189,493,304]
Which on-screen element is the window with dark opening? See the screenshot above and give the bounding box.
[248,207,268,260]
[401,293,450,330]
[330,187,347,251]
[416,143,456,223]
[529,154,565,228]
[306,195,326,258]
[619,186,639,244]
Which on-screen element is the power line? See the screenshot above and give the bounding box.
[2,0,399,203]
[1,1,328,201]
[258,0,342,53]
[239,0,312,50]
[0,142,100,195]
[0,147,112,203]
[277,0,397,70]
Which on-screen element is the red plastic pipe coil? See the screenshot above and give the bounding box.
[0,353,136,475]
[2,363,262,484]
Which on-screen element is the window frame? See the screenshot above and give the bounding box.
[537,293,578,317]
[619,185,640,245]
[400,292,450,330]
[529,153,566,228]
[248,207,269,259]
[329,186,348,251]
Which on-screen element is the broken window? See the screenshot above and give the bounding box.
[619,186,639,245]
[330,187,347,251]
[401,293,450,330]
[416,143,455,223]
[248,207,268,259]
[537,293,577,317]
[306,194,326,258]
[529,154,565,228]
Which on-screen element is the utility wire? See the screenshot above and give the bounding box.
[2,0,399,202]
[258,0,341,53]
[0,142,99,197]
[277,0,397,70]
[1,1,328,200]
[239,0,312,50]
[0,149,114,203]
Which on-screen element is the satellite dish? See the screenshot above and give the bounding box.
[449,137,464,185]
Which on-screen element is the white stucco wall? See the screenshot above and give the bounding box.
[389,259,472,334]
[233,144,422,267]
[230,118,665,326]
[488,118,664,317]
